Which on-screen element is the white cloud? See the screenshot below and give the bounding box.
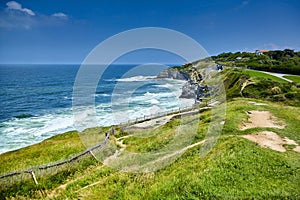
[6,1,35,16]
[52,12,68,19]
[1,1,69,29]
[6,1,21,9]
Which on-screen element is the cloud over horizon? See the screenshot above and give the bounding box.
[0,1,69,29]
[6,1,35,16]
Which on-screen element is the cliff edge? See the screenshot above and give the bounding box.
[157,64,209,100]
[157,67,190,80]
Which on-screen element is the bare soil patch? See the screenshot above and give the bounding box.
[242,131,299,152]
[240,110,285,130]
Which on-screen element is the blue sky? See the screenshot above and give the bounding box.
[0,0,299,64]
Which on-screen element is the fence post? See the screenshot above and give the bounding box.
[29,169,38,185]
[89,151,98,161]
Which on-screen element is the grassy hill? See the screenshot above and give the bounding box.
[212,49,300,75]
[1,69,300,199]
[222,68,300,106]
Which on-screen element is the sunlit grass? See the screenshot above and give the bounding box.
[1,98,300,199]
[283,75,300,83]
[243,70,289,83]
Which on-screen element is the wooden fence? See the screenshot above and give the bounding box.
[0,132,110,185]
[0,104,206,186]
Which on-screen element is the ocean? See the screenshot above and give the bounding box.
[0,64,193,154]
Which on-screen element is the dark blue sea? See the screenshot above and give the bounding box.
[0,64,192,154]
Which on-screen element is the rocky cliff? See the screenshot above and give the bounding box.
[179,82,208,99]
[157,66,208,100]
[156,68,190,80]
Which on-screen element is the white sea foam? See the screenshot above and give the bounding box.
[0,78,193,154]
[0,110,75,154]
[144,92,156,96]
[147,99,160,104]
[95,93,111,97]
[116,76,156,82]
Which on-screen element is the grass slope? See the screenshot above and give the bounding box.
[243,69,289,83]
[1,98,299,199]
[0,131,84,174]
[223,68,300,106]
[284,75,300,83]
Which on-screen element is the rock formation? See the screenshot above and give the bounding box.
[156,68,190,80]
[157,66,209,101]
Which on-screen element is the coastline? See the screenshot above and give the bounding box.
[0,65,195,154]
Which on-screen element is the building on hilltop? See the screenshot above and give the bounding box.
[255,49,269,55]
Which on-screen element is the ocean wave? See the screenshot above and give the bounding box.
[0,109,75,154]
[144,92,157,96]
[0,77,192,154]
[95,93,111,97]
[116,76,157,82]
[146,99,160,104]
[104,75,156,82]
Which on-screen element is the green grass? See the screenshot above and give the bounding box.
[1,98,299,199]
[0,126,109,174]
[283,75,300,83]
[243,70,289,83]
[0,131,85,174]
[222,69,300,106]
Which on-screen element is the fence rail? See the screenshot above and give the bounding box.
[0,104,209,186]
[0,133,110,184]
[118,104,201,126]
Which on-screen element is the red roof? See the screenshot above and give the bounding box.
[259,50,269,53]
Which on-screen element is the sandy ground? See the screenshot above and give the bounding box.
[240,109,299,152]
[131,115,174,128]
[240,110,285,130]
[130,109,201,129]
[242,131,300,153]
[293,146,300,153]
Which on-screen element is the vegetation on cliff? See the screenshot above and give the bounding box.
[1,97,300,199]
[222,68,300,106]
[212,49,300,75]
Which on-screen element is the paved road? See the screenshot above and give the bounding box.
[258,70,293,83]
[227,66,295,83]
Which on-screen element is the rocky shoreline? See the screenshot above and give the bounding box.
[157,65,209,100]
[156,67,190,80]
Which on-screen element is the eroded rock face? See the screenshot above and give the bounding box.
[157,68,190,80]
[180,82,208,99]
[157,66,208,100]
[180,82,197,99]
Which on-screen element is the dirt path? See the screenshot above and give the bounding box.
[103,139,126,165]
[242,131,300,153]
[130,115,174,128]
[129,109,202,129]
[239,109,300,152]
[240,110,285,130]
[47,164,105,198]
[150,140,206,164]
